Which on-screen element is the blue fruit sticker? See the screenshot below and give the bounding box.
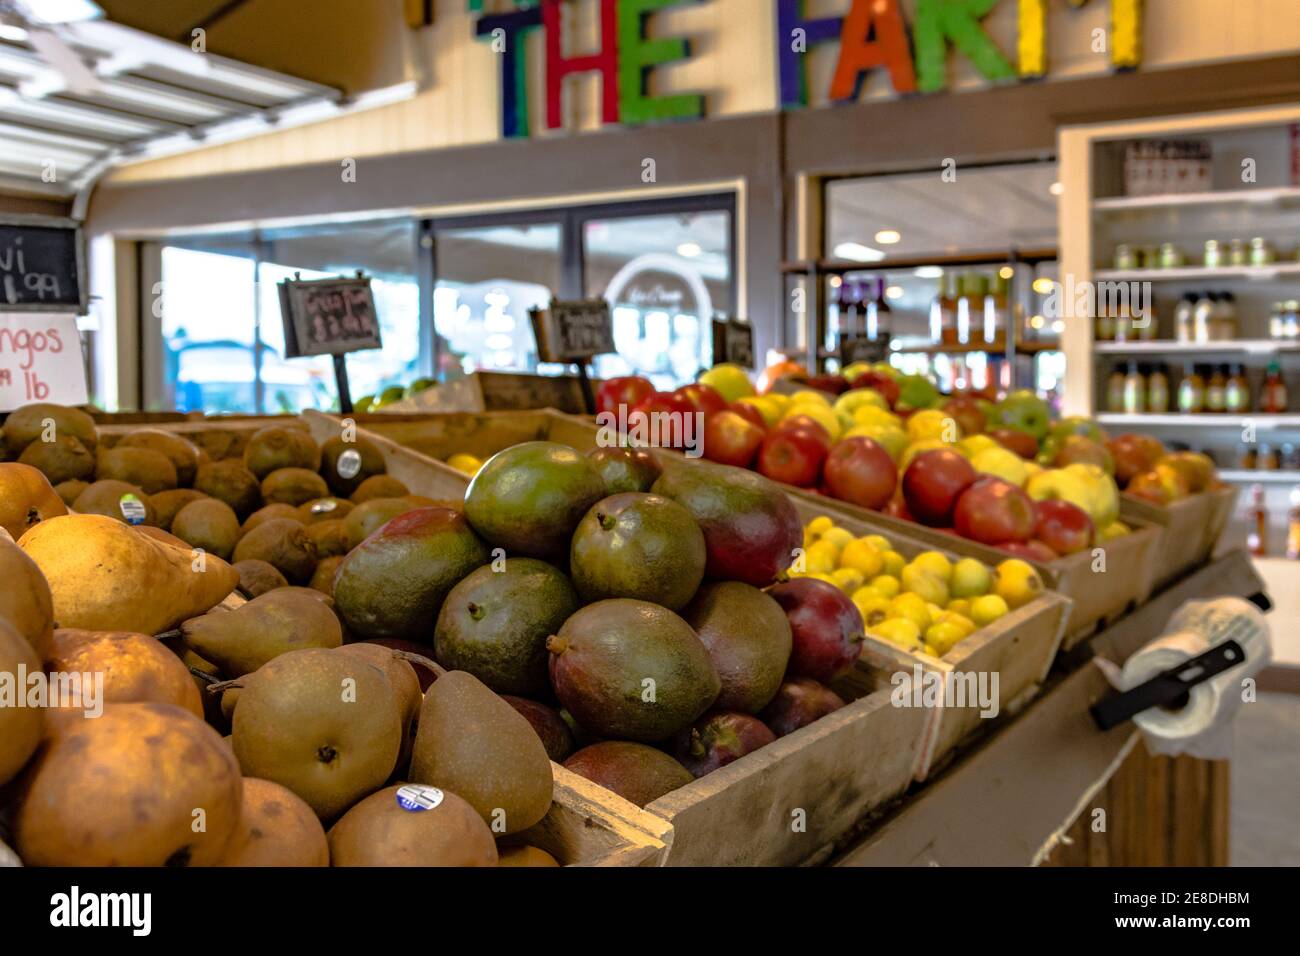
[396,784,444,812]
[119,494,147,526]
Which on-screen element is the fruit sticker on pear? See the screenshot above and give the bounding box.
[119,493,147,526]
[396,784,445,812]
[336,449,363,480]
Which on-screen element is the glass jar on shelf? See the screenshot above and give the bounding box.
[1113,244,1138,271]
[1203,239,1223,268]
[1205,365,1228,413]
[1250,237,1276,266]
[1159,243,1184,269]
[1210,292,1238,340]
[1178,364,1205,414]
[1229,238,1249,267]
[1192,292,1216,343]
[1174,292,1197,342]
[1122,362,1147,414]
[1225,364,1252,414]
[1147,363,1170,413]
[1106,366,1126,412]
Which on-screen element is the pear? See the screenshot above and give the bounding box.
[231,647,401,819]
[327,784,497,867]
[0,619,43,786]
[49,628,203,718]
[335,642,421,774]
[18,514,238,634]
[0,535,54,662]
[410,670,553,835]
[182,587,342,677]
[216,778,329,867]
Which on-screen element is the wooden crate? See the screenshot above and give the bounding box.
[525,766,671,866]
[299,411,468,500]
[331,410,929,866]
[381,371,593,415]
[1120,486,1240,593]
[790,499,1072,780]
[97,416,309,462]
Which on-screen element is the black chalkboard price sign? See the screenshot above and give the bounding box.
[279,273,382,414]
[0,216,86,313]
[529,298,615,364]
[712,317,754,369]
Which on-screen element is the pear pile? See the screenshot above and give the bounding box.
[0,404,562,868]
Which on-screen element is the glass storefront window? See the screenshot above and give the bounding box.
[584,210,731,390]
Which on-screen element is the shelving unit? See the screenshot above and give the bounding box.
[1095,264,1300,282]
[1093,185,1300,212]
[1095,339,1300,355]
[1096,412,1300,428]
[1220,469,1300,484]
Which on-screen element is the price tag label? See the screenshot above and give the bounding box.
[396,784,444,812]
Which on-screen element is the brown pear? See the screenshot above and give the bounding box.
[182,587,342,677]
[335,642,422,774]
[0,535,54,662]
[0,462,67,539]
[49,628,203,718]
[15,701,241,866]
[410,670,553,835]
[0,619,43,786]
[327,784,497,866]
[216,777,329,867]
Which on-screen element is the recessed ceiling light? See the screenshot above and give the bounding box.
[874,229,901,245]
[913,266,944,279]
[998,266,1014,279]
[0,23,29,40]
[19,0,103,24]
[1032,277,1056,295]
[676,241,702,258]
[834,242,885,262]
[829,275,843,287]
[1049,182,1064,196]
[885,285,904,300]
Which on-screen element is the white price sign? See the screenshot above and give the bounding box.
[0,313,88,411]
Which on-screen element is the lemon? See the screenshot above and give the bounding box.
[831,567,866,594]
[871,617,922,652]
[446,453,483,475]
[804,540,840,574]
[821,527,853,551]
[946,598,972,617]
[863,534,892,552]
[868,574,901,598]
[901,564,949,606]
[935,611,977,637]
[971,593,1011,626]
[949,557,992,598]
[907,408,961,443]
[881,550,905,577]
[889,592,931,630]
[993,559,1044,609]
[851,589,891,626]
[805,516,834,538]
[910,551,953,583]
[925,621,968,656]
[838,538,883,577]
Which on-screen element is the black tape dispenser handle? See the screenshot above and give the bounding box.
[1090,639,1247,731]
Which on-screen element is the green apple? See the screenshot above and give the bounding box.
[992,389,1051,441]
[1048,415,1106,446]
[972,447,1029,486]
[895,374,940,412]
[834,388,888,419]
[950,557,993,599]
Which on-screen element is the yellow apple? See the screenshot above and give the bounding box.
[844,422,908,461]
[698,364,755,402]
[971,447,1029,487]
[1025,468,1094,518]
[958,434,1001,459]
[735,395,782,426]
[1063,463,1120,528]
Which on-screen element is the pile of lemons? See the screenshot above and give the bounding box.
[796,516,1045,658]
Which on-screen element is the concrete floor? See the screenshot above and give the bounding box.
[1231,692,1300,866]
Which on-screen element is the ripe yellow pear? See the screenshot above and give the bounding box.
[18,514,238,633]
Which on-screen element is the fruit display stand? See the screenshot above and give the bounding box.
[1119,487,1240,593]
[792,494,1161,651]
[522,766,671,866]
[838,549,1264,866]
[790,500,1074,780]
[312,410,930,866]
[96,416,310,465]
[378,371,593,416]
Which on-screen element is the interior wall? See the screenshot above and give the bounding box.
[0,193,72,218]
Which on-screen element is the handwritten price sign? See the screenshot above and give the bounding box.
[0,314,88,411]
[0,217,85,312]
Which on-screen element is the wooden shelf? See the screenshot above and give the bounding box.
[1097,412,1300,428]
[1095,339,1300,355]
[1093,186,1300,212]
[781,247,1058,276]
[1219,469,1300,484]
[1095,263,1300,282]
[888,340,1061,356]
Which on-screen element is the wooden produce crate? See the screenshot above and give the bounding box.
[790,499,1072,781]
[381,371,593,415]
[1120,486,1240,593]
[526,766,671,866]
[299,410,468,500]
[325,411,928,866]
[96,415,308,462]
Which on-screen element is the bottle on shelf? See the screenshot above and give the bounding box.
[1269,301,1286,340]
[1174,292,1197,343]
[1287,486,1300,561]
[1192,291,1216,343]
[1205,365,1227,413]
[1177,363,1205,414]
[1148,363,1170,413]
[1123,362,1147,414]
[1260,443,1281,471]
[1225,364,1251,414]
[1247,484,1268,557]
[1106,366,1126,412]
[984,271,1008,345]
[1284,300,1300,341]
[1211,292,1238,341]
[1261,362,1289,413]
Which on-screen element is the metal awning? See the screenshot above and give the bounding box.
[0,15,342,200]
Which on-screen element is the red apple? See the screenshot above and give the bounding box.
[1127,465,1188,506]
[1033,498,1095,556]
[703,410,766,468]
[727,400,768,431]
[952,477,1036,545]
[1054,435,1114,474]
[628,391,696,449]
[596,376,654,417]
[848,372,901,408]
[823,436,897,510]
[882,494,914,521]
[805,374,850,395]
[942,395,986,437]
[775,414,832,450]
[767,578,864,684]
[757,427,828,487]
[1107,433,1164,487]
[674,382,727,418]
[997,540,1060,563]
[989,428,1039,459]
[901,448,977,527]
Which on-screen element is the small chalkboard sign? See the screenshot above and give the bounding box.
[712,317,754,369]
[839,334,885,368]
[279,273,382,359]
[0,216,86,313]
[529,298,615,364]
